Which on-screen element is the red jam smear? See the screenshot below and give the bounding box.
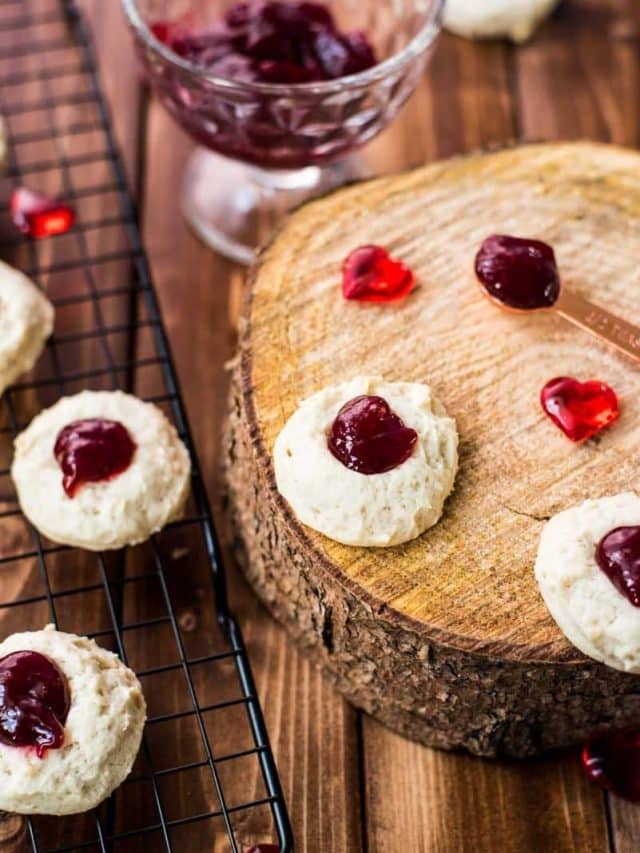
[54,418,137,499]
[0,651,70,758]
[152,1,377,84]
[596,526,640,608]
[149,12,193,45]
[540,377,619,443]
[328,395,418,475]
[10,187,76,239]
[342,245,415,303]
[475,234,560,310]
[583,727,640,802]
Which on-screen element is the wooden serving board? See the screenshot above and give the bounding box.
[226,142,640,757]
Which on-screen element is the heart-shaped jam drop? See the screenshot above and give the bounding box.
[328,395,418,474]
[342,246,415,303]
[10,187,76,239]
[54,418,137,498]
[541,377,619,442]
[0,651,70,758]
[582,727,640,802]
[596,526,640,607]
[475,235,560,310]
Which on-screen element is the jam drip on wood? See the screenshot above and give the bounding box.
[583,727,640,802]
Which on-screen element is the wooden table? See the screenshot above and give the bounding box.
[84,1,640,849]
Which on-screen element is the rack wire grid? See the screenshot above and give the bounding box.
[0,0,293,850]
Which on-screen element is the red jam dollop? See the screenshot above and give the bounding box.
[10,187,76,239]
[596,526,640,608]
[152,1,377,84]
[149,13,193,45]
[0,651,70,758]
[54,418,137,498]
[475,234,560,310]
[328,395,418,475]
[582,727,640,802]
[342,245,415,303]
[540,377,619,443]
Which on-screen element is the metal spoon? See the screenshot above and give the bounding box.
[475,234,640,364]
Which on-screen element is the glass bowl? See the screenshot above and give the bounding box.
[122,0,443,263]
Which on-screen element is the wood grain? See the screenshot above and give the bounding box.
[362,33,516,174]
[516,0,639,147]
[608,796,640,853]
[81,0,143,187]
[363,717,609,853]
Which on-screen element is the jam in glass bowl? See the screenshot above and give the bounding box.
[122,0,442,263]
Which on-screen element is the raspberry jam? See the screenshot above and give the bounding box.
[582,727,640,802]
[342,245,415,303]
[0,651,70,758]
[54,419,137,498]
[596,526,640,608]
[153,1,377,84]
[328,395,418,475]
[540,377,619,443]
[475,234,560,310]
[247,846,279,853]
[10,187,76,239]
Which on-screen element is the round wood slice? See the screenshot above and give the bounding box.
[225,142,640,757]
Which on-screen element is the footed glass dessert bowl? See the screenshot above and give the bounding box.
[122,0,442,263]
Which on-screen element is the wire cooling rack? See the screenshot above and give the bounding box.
[0,0,292,850]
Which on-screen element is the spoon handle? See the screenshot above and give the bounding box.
[555,289,640,364]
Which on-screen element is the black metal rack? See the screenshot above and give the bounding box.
[0,0,292,850]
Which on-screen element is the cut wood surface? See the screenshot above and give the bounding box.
[15,0,638,850]
[227,140,640,758]
[234,140,640,661]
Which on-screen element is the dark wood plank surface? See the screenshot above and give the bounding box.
[78,1,640,850]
